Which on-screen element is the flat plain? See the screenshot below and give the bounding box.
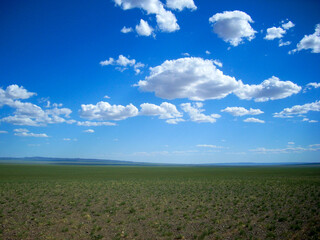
[0,164,319,240]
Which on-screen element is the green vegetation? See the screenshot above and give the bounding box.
[0,164,319,239]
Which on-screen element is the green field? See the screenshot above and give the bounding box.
[0,165,319,240]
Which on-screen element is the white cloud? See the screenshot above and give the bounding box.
[274,100,320,118]
[304,82,320,92]
[282,20,295,30]
[121,26,133,33]
[291,24,320,54]
[83,129,94,133]
[136,58,301,102]
[309,120,318,123]
[0,84,36,107]
[165,118,185,124]
[288,142,295,145]
[264,27,286,40]
[250,144,320,154]
[114,0,180,34]
[77,121,116,126]
[100,55,144,73]
[181,102,221,123]
[197,144,224,149]
[135,19,154,36]
[136,57,239,101]
[209,10,256,46]
[79,101,139,121]
[212,59,223,68]
[166,0,197,11]
[99,58,114,66]
[279,40,291,47]
[104,95,111,99]
[63,138,71,141]
[235,76,301,102]
[221,107,263,116]
[156,8,179,32]
[182,52,190,56]
[13,128,48,137]
[205,50,211,55]
[243,117,265,123]
[1,98,72,127]
[0,130,8,134]
[140,102,182,119]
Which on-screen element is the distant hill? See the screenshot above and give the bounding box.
[0,157,319,166]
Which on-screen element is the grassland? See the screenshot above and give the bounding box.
[0,164,319,240]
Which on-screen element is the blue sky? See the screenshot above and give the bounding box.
[0,0,320,163]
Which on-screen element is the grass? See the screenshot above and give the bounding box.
[0,164,319,239]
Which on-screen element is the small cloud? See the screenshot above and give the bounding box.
[304,82,320,93]
[209,10,256,47]
[279,40,291,47]
[63,138,71,141]
[205,50,211,55]
[182,53,190,56]
[212,59,223,68]
[243,117,265,123]
[0,130,8,134]
[288,142,295,145]
[197,144,224,149]
[83,129,94,133]
[136,19,154,37]
[14,128,49,137]
[104,95,111,99]
[282,20,295,30]
[121,26,133,34]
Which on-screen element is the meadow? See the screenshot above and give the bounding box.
[0,164,319,240]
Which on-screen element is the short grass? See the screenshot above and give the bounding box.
[0,164,319,239]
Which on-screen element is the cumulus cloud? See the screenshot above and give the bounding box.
[166,0,197,11]
[243,117,265,123]
[136,58,301,102]
[290,24,320,54]
[14,128,48,137]
[282,20,295,30]
[140,102,182,119]
[114,0,180,34]
[221,107,263,116]
[77,121,116,126]
[304,82,320,92]
[181,102,221,123]
[209,10,256,46]
[0,85,73,126]
[83,129,94,133]
[156,8,179,32]
[0,84,36,107]
[235,76,301,102]
[121,26,133,33]
[264,20,295,47]
[136,19,154,36]
[274,100,320,118]
[264,27,286,40]
[79,101,139,121]
[136,57,239,101]
[205,50,211,55]
[100,55,144,74]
